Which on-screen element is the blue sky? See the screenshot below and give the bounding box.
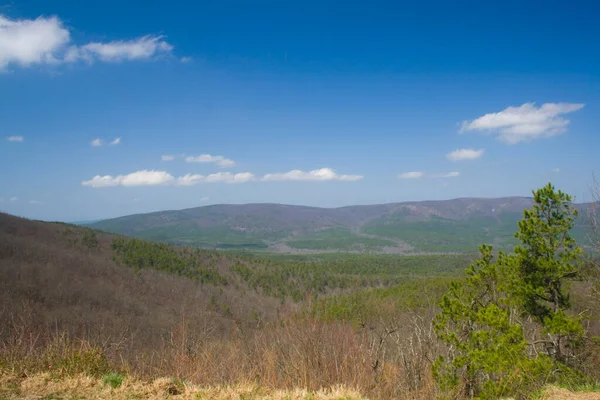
[0,0,598,221]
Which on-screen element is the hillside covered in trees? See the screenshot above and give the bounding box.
[2,184,600,399]
[88,197,592,253]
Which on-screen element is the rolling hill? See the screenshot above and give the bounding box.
[87,197,591,253]
[0,211,463,346]
[0,211,471,399]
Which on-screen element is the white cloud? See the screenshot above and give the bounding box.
[67,35,173,63]
[207,172,254,183]
[180,56,192,63]
[9,196,18,202]
[82,170,255,188]
[28,200,43,205]
[6,135,24,142]
[185,154,236,168]
[109,137,121,145]
[446,148,484,161]
[91,138,102,147]
[0,15,70,69]
[460,102,584,144]
[176,172,255,185]
[262,168,363,182]
[0,14,174,70]
[398,171,424,179]
[199,196,209,201]
[82,170,175,188]
[161,154,176,161]
[398,171,459,179]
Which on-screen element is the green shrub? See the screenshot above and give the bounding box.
[82,229,98,248]
[103,372,125,388]
[46,347,111,378]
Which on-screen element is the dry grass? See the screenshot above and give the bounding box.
[0,315,438,399]
[0,372,367,399]
[3,374,600,400]
[537,386,600,400]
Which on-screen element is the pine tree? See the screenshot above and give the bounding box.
[512,183,584,364]
[433,246,541,398]
[433,183,585,398]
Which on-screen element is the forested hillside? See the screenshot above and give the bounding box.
[0,211,467,348]
[0,211,470,399]
[88,197,591,253]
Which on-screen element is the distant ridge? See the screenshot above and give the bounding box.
[70,219,102,225]
[88,197,590,253]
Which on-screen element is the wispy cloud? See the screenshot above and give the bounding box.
[460,102,584,144]
[9,196,18,202]
[177,172,255,185]
[446,148,484,161]
[398,171,460,179]
[82,170,256,188]
[431,172,460,178]
[180,56,192,63]
[161,155,176,161]
[199,196,209,201]
[91,137,121,147]
[185,154,236,168]
[6,135,24,142]
[552,168,560,173]
[398,172,424,179]
[0,14,175,70]
[261,168,363,182]
[66,35,173,63]
[28,200,43,205]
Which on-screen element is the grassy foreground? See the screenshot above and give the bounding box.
[0,372,366,400]
[1,372,599,400]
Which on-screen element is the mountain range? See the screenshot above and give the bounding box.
[88,197,592,253]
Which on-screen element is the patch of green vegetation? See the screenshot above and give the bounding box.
[237,252,473,276]
[103,372,125,388]
[228,252,470,302]
[312,277,454,324]
[111,237,228,285]
[229,259,364,302]
[134,223,273,248]
[286,228,397,251]
[81,228,99,248]
[362,214,521,252]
